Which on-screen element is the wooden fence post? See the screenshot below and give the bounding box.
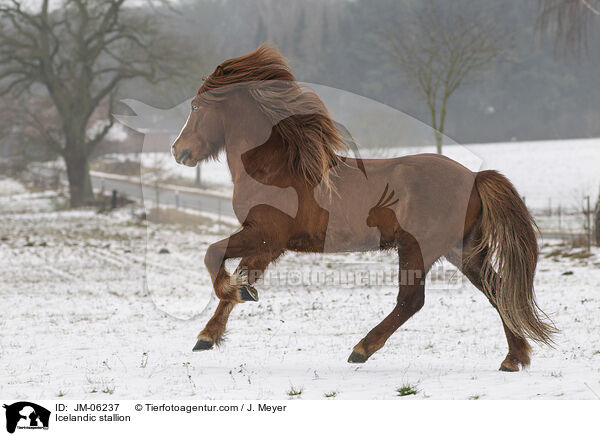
[111,190,118,209]
[195,165,202,187]
[594,191,600,246]
[584,196,591,252]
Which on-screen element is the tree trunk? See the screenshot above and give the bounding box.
[434,130,443,154]
[64,148,94,208]
[428,102,443,154]
[436,95,449,155]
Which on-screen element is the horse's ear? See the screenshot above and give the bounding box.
[3,404,7,408]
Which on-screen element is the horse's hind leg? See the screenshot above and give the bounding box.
[348,231,426,363]
[446,228,531,371]
[465,256,531,371]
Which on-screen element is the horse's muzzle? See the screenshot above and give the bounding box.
[175,149,191,165]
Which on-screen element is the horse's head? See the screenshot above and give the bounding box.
[171,94,226,167]
[172,43,348,189]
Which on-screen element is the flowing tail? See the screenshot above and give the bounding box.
[473,170,557,345]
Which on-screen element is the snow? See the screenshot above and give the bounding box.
[0,178,28,196]
[1,180,599,399]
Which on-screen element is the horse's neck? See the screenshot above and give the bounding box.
[223,96,274,183]
[225,136,271,184]
[225,145,245,184]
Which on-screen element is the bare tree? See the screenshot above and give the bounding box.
[0,0,186,206]
[383,5,508,154]
[538,0,600,53]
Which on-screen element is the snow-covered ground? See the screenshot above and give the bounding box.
[1,178,599,399]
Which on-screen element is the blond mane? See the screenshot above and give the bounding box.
[198,43,348,188]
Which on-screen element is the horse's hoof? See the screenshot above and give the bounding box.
[499,363,519,372]
[239,284,259,302]
[192,338,214,351]
[347,351,368,363]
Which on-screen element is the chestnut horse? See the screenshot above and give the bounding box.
[172,44,555,371]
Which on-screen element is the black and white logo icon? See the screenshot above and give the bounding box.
[3,402,50,434]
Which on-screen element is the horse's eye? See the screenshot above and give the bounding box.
[192,105,199,111]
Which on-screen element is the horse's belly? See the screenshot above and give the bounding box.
[320,221,381,253]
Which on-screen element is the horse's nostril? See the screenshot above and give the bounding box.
[177,149,191,163]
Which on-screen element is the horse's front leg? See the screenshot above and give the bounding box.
[193,221,287,351]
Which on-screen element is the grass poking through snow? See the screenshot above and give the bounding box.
[287,385,303,397]
[396,383,419,397]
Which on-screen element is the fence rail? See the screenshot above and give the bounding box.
[529,196,597,248]
[28,163,236,225]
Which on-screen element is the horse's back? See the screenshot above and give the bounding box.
[315,153,478,261]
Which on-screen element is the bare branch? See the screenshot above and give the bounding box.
[537,0,600,53]
[0,0,198,205]
[381,3,508,153]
